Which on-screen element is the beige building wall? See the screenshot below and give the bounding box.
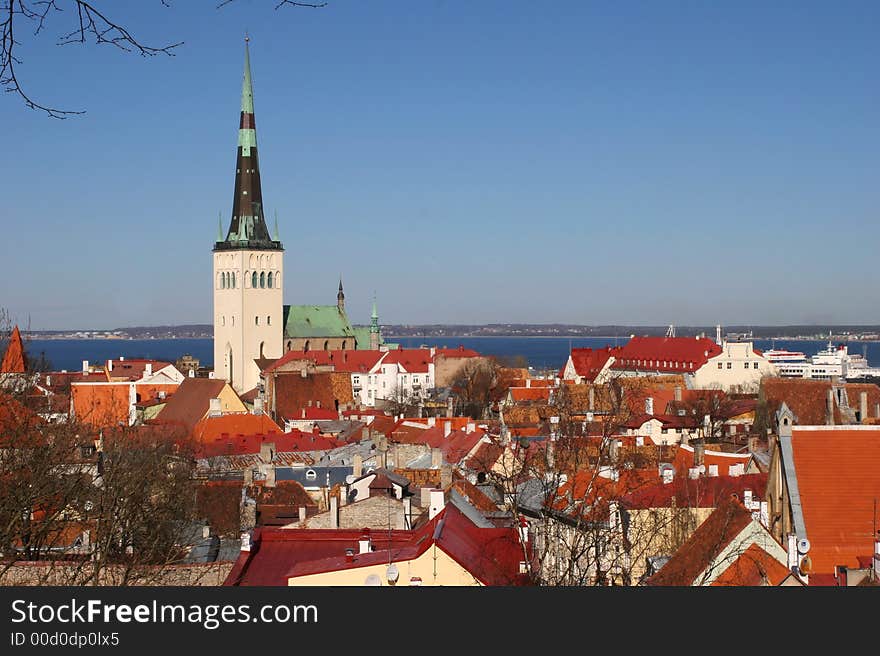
[288,546,484,586]
[213,249,284,393]
[692,342,776,392]
[284,336,353,353]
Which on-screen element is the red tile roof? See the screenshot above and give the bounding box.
[197,429,344,458]
[566,347,621,381]
[612,336,722,373]
[762,378,845,425]
[709,543,791,586]
[623,473,768,509]
[1,326,27,373]
[509,387,552,403]
[194,413,282,443]
[645,497,756,586]
[263,349,384,375]
[381,349,433,373]
[106,359,175,381]
[224,503,530,586]
[789,427,880,574]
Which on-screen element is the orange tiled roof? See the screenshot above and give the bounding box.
[646,497,755,586]
[789,426,880,574]
[0,326,27,373]
[710,543,791,586]
[194,413,282,443]
[762,377,845,425]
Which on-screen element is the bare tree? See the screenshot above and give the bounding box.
[451,357,501,420]
[1,0,326,118]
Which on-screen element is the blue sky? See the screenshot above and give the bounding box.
[3,1,878,330]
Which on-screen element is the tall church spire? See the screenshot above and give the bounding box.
[337,277,345,312]
[215,37,281,252]
[369,295,380,350]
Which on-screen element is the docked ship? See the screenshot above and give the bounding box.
[764,338,880,381]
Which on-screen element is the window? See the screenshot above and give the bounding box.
[726,362,732,369]
[255,316,259,326]
[267,272,273,288]
[753,362,759,369]
[252,271,258,288]
[231,272,236,288]
[267,316,271,326]
[305,470,317,481]
[221,315,225,326]
[717,362,723,369]
[744,362,749,369]
[353,376,360,384]
[231,316,234,326]
[260,272,265,288]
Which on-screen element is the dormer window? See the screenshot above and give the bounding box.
[305,470,317,481]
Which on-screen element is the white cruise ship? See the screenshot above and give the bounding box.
[764,339,880,380]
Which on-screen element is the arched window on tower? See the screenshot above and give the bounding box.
[252,271,258,288]
[267,272,273,288]
[286,340,292,351]
[221,316,225,326]
[342,340,347,350]
[231,272,236,289]
[260,272,265,288]
[323,340,330,351]
[304,340,310,352]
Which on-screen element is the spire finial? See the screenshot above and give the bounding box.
[273,209,279,241]
[218,211,224,241]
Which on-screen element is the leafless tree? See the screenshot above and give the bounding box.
[1,0,326,118]
[451,357,501,420]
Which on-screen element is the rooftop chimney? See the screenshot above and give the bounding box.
[466,422,475,434]
[144,363,152,377]
[82,360,89,375]
[428,489,444,520]
[860,391,868,423]
[208,397,222,417]
[107,359,113,372]
[299,506,307,523]
[330,496,339,529]
[446,396,453,418]
[716,324,722,345]
[352,453,363,478]
[693,442,705,468]
[674,386,682,402]
[253,398,264,415]
[427,416,436,427]
[259,442,275,464]
[444,421,452,438]
[526,379,531,388]
[431,447,442,469]
[240,532,251,552]
[645,397,654,415]
[358,530,371,554]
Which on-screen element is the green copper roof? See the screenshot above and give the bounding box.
[351,326,386,350]
[283,305,356,339]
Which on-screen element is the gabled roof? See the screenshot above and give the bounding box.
[786,426,880,574]
[508,387,552,403]
[645,497,756,586]
[1,325,27,373]
[612,336,722,373]
[710,543,792,586]
[762,377,845,425]
[381,349,433,373]
[566,346,621,380]
[283,305,355,339]
[106,359,176,381]
[155,378,229,433]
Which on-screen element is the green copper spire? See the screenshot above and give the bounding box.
[370,294,379,332]
[241,36,254,115]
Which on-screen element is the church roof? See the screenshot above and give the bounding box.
[351,326,384,350]
[283,305,355,339]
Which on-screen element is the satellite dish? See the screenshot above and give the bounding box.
[364,574,382,586]
[386,564,399,584]
[797,537,811,554]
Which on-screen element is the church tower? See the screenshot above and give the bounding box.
[213,38,283,393]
